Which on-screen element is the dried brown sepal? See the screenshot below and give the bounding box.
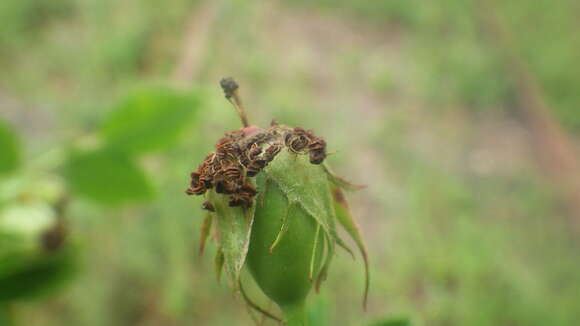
[285,127,311,153]
[308,137,326,165]
[185,172,205,195]
[228,183,257,208]
[202,201,215,212]
[283,127,327,164]
[264,143,282,162]
[186,125,329,210]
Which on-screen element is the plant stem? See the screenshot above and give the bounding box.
[281,302,308,326]
[220,77,250,127]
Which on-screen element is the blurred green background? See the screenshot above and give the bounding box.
[1,0,580,325]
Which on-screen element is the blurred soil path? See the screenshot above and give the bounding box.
[477,0,580,225]
[172,0,222,84]
[256,3,407,232]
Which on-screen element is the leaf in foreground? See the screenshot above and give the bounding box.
[101,87,201,154]
[64,148,153,205]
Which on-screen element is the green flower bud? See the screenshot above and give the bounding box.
[186,79,369,325]
[246,153,328,324]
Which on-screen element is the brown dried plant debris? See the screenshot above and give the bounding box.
[185,124,327,208]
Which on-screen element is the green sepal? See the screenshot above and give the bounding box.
[207,183,255,289]
[262,151,339,264]
[198,212,213,256]
[214,248,225,282]
[322,162,365,191]
[247,174,325,313]
[315,232,334,293]
[331,185,370,309]
[238,277,282,323]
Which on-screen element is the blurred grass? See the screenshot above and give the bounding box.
[292,0,580,128]
[1,0,580,325]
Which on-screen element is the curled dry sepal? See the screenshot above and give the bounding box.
[186,78,369,325]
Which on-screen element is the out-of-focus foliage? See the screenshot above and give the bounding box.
[0,306,13,325]
[0,244,78,303]
[294,0,580,130]
[102,87,201,155]
[0,0,579,325]
[0,0,73,48]
[64,86,201,205]
[64,149,153,205]
[0,187,78,305]
[0,120,21,175]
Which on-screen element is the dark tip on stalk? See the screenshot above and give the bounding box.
[220,77,239,99]
[220,77,249,127]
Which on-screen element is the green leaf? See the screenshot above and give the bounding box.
[0,120,21,175]
[0,305,14,326]
[0,245,78,303]
[101,87,201,154]
[331,184,370,309]
[64,148,153,205]
[207,186,255,288]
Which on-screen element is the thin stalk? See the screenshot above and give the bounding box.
[220,77,250,127]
